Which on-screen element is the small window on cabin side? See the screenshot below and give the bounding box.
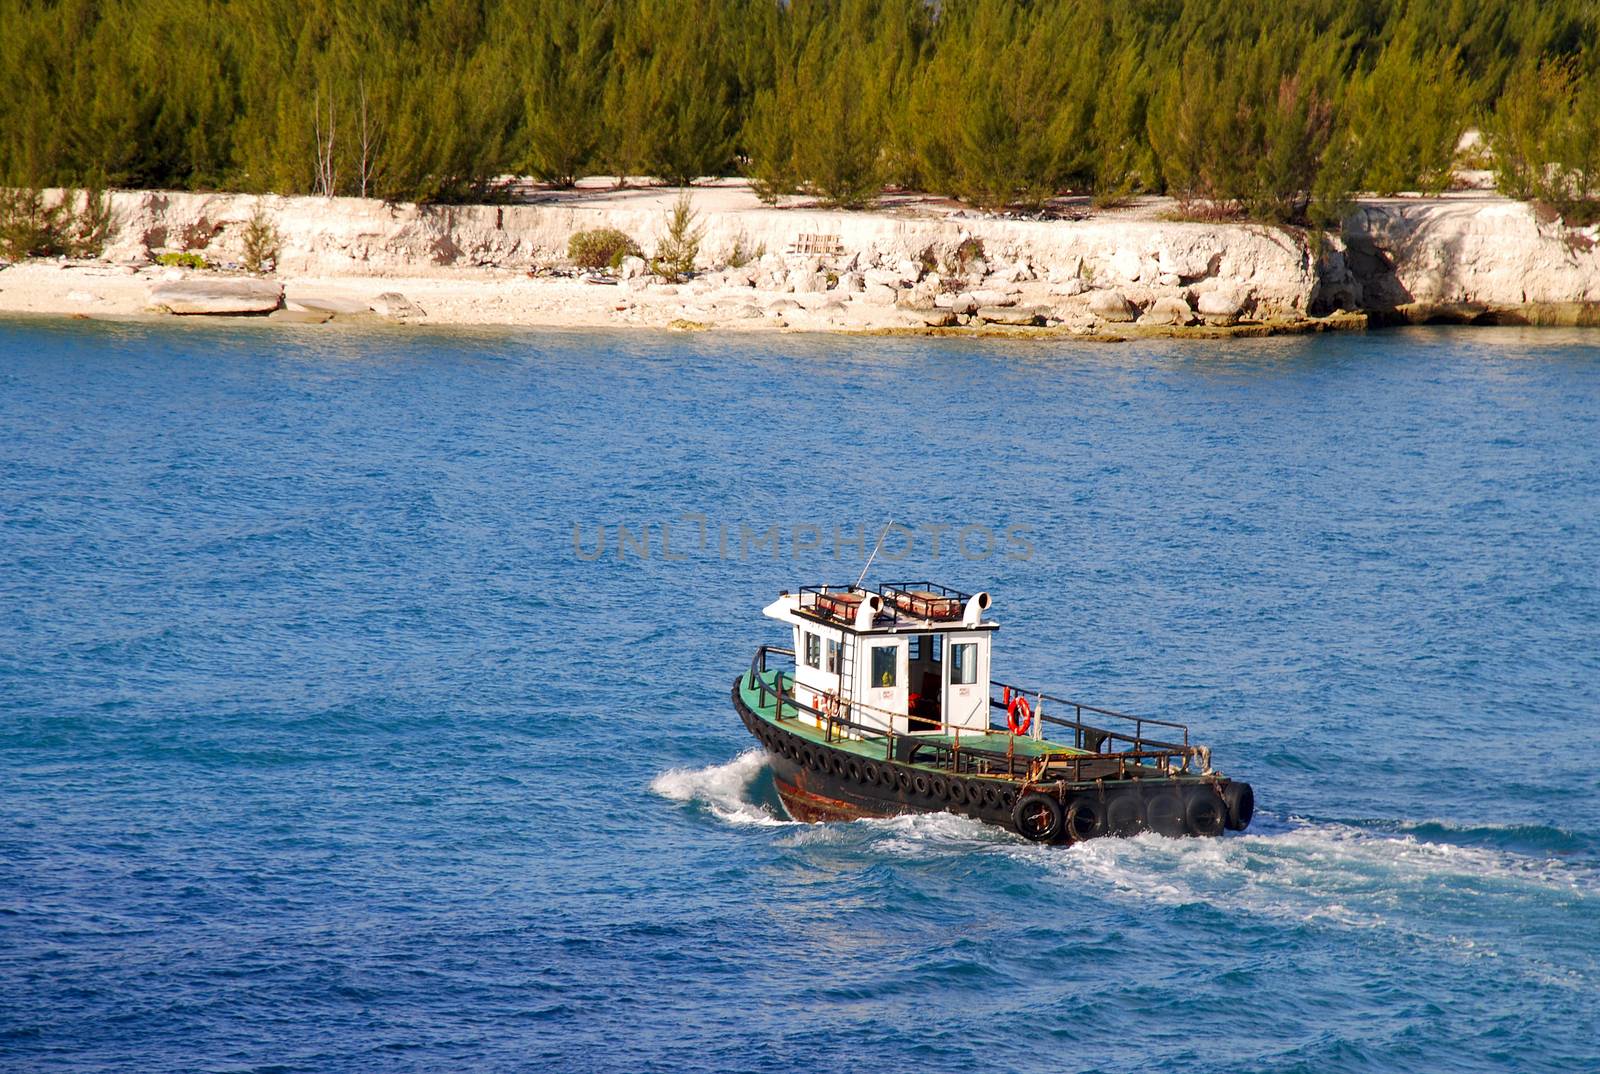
[871,645,898,688]
[825,639,840,673]
[805,633,821,669]
[931,635,943,661]
[909,635,922,661]
[951,642,977,684]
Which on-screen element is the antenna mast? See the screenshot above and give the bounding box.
[854,519,894,590]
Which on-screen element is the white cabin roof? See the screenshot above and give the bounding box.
[764,582,998,634]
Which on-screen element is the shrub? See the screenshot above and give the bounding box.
[725,230,763,268]
[0,188,110,260]
[0,189,67,260]
[567,227,641,270]
[651,192,702,282]
[242,205,281,274]
[156,251,209,269]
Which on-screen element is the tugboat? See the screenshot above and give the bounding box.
[733,582,1254,843]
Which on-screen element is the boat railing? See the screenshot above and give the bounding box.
[745,645,1203,781]
[988,680,1192,754]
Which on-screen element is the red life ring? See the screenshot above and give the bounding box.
[1007,694,1033,735]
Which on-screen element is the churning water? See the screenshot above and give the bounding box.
[2,319,1597,1072]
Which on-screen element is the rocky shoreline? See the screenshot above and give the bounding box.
[3,182,1598,336]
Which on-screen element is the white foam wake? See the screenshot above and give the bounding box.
[651,750,793,827]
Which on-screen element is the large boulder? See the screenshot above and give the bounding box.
[371,292,425,320]
[1196,288,1246,324]
[790,269,829,293]
[967,288,1019,308]
[948,292,979,315]
[861,282,899,306]
[148,277,283,315]
[1138,296,1197,326]
[1087,289,1136,322]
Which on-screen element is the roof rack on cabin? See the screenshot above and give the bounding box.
[878,581,970,622]
[797,584,867,623]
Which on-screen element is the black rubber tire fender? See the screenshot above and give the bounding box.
[861,762,880,785]
[1223,781,1255,831]
[1145,790,1187,837]
[947,780,968,806]
[1064,796,1107,842]
[1012,792,1064,843]
[913,773,932,797]
[880,764,899,788]
[847,759,864,783]
[896,769,914,792]
[1185,787,1227,837]
[928,776,950,801]
[1106,792,1145,836]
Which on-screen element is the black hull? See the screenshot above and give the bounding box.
[733,683,1251,843]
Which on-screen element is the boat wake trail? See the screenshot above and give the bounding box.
[651,750,795,827]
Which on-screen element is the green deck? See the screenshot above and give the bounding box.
[739,669,1086,763]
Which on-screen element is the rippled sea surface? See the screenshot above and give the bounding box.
[3,318,1598,1073]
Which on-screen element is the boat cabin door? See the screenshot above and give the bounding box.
[942,635,987,730]
[863,638,908,732]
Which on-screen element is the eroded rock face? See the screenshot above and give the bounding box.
[60,187,1600,327]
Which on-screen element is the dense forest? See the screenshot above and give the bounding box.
[2,0,1599,222]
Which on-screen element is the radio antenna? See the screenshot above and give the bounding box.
[854,519,894,590]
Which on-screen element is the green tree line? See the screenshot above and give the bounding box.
[2,0,1598,221]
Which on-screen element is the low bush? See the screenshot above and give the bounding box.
[651,193,702,282]
[567,227,641,270]
[241,205,281,273]
[0,188,111,260]
[156,251,209,269]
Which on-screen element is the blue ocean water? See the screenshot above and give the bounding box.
[2,318,1598,1073]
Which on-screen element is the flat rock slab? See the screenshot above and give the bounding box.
[149,278,283,315]
[977,306,1044,326]
[285,291,372,315]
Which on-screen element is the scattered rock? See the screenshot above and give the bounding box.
[66,290,98,303]
[916,308,959,327]
[864,268,905,289]
[1138,296,1196,326]
[837,271,864,292]
[148,278,284,315]
[370,292,425,320]
[619,255,648,279]
[1049,277,1088,297]
[948,293,979,315]
[1088,289,1137,322]
[766,298,802,313]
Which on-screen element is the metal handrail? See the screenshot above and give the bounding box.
[744,645,1203,780]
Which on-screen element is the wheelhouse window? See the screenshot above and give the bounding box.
[871,645,898,687]
[909,635,922,661]
[804,632,821,669]
[825,639,840,673]
[950,642,977,684]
